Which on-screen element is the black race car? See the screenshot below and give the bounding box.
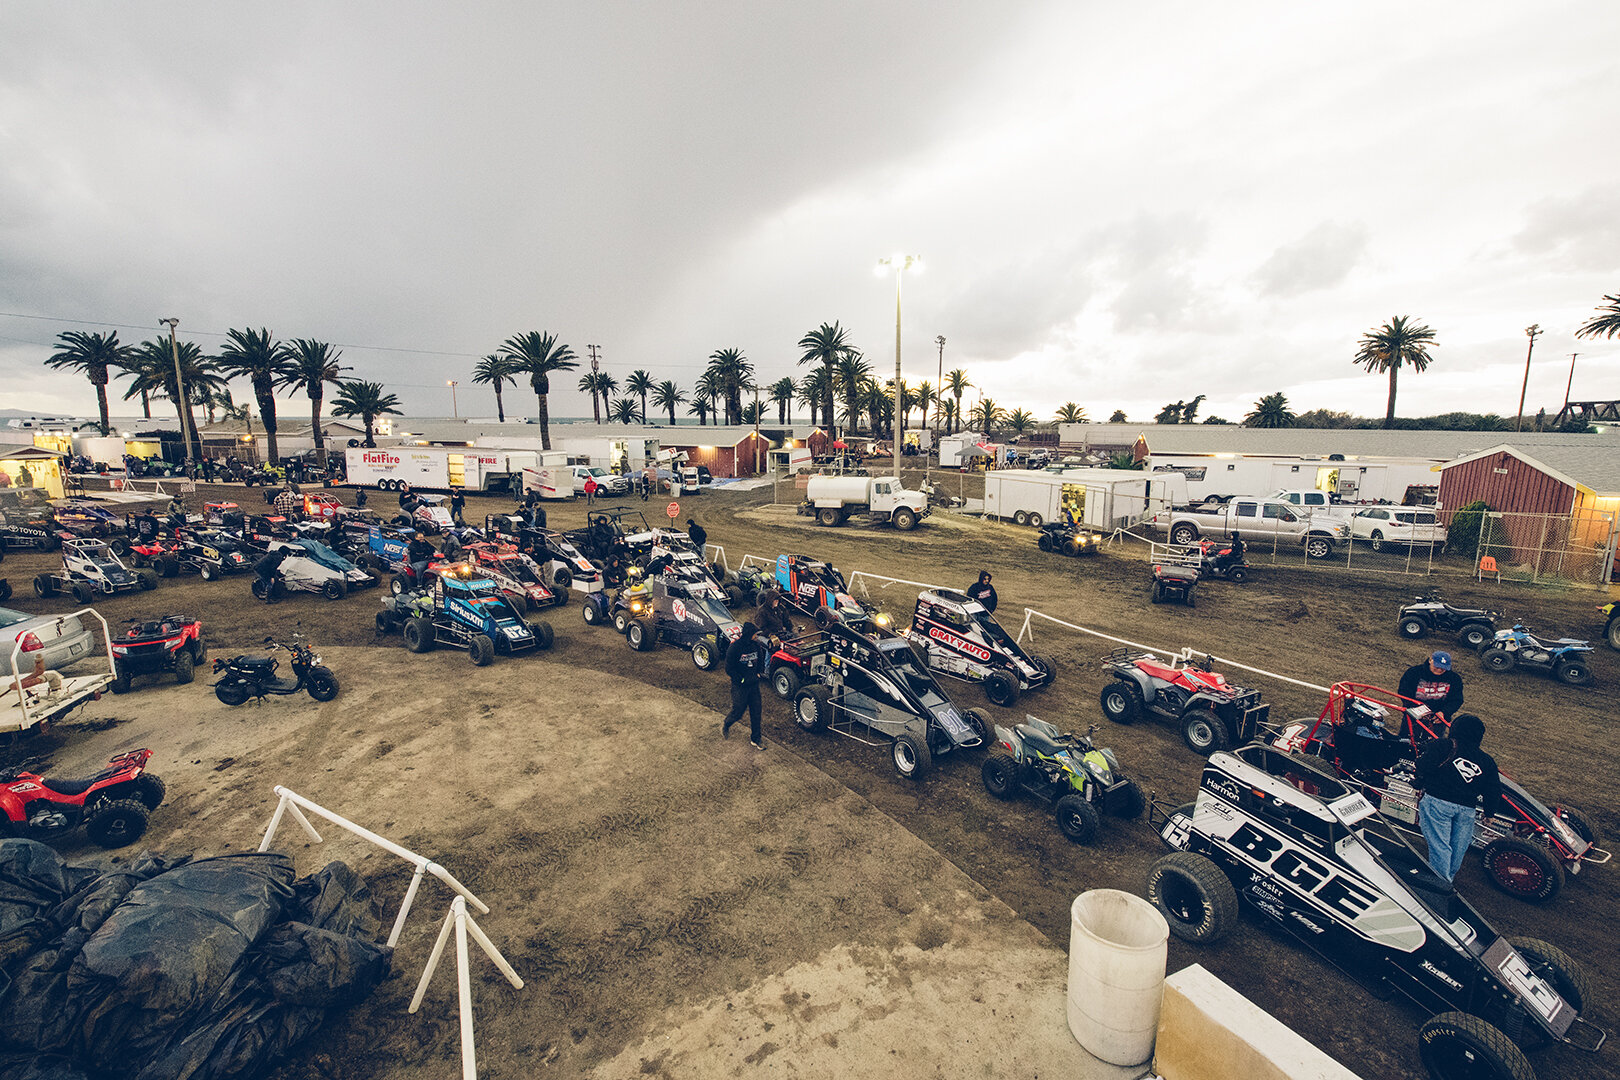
[0,487,60,552]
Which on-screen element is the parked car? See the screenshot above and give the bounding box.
[571,465,631,496]
[0,605,98,672]
[1350,506,1448,552]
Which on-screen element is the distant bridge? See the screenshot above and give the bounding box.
[1551,400,1620,427]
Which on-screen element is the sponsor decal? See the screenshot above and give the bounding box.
[1420,960,1463,991]
[1290,911,1325,935]
[1207,777,1243,804]
[361,452,400,466]
[672,599,689,621]
[1223,819,1384,924]
[1253,898,1285,921]
[926,625,992,663]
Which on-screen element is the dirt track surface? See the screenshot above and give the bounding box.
[3,480,1617,1080]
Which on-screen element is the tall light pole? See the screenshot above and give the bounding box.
[1515,323,1542,432]
[447,380,459,418]
[1563,353,1579,413]
[876,254,921,474]
[158,317,195,461]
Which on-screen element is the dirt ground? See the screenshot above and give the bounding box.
[3,479,1617,1080]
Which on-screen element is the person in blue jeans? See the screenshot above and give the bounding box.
[1416,713,1501,883]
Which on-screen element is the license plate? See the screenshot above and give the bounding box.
[70,642,84,656]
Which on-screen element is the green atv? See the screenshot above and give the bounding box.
[980,718,1144,843]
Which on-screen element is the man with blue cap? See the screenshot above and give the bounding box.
[1399,649,1464,723]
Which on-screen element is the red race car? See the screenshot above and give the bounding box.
[457,541,567,612]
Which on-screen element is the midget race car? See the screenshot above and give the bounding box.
[457,542,567,612]
[613,573,741,670]
[905,588,1054,706]
[774,553,883,629]
[1150,745,1606,1080]
[396,565,555,664]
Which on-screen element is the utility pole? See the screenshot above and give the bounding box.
[447,380,459,418]
[753,383,762,475]
[1515,324,1542,432]
[1563,353,1579,414]
[934,336,945,439]
[158,318,196,462]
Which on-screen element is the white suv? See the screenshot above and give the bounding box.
[1349,506,1447,552]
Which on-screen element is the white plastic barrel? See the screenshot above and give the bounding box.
[1066,888,1169,1066]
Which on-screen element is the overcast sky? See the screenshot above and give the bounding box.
[3,0,1617,426]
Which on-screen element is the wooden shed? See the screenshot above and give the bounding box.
[662,431,772,478]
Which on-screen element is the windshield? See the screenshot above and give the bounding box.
[0,608,28,629]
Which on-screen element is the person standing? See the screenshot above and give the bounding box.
[1416,714,1501,883]
[721,621,768,749]
[1398,651,1464,724]
[584,475,598,506]
[450,486,466,525]
[687,517,707,553]
[16,464,33,489]
[966,570,998,612]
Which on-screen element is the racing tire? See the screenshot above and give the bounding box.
[72,583,94,605]
[1108,780,1146,819]
[1099,680,1142,724]
[962,708,990,746]
[1032,654,1057,684]
[1038,533,1054,552]
[983,670,1019,708]
[137,569,158,590]
[1147,852,1236,944]
[107,537,128,557]
[1226,566,1248,584]
[250,578,267,600]
[552,566,573,590]
[981,751,1019,799]
[200,562,219,582]
[322,578,348,601]
[725,585,746,609]
[132,773,166,810]
[1481,837,1563,902]
[110,668,132,695]
[0,581,9,603]
[770,663,801,700]
[34,575,54,597]
[469,634,495,666]
[375,612,393,634]
[613,610,631,635]
[1180,708,1229,755]
[817,507,841,528]
[691,638,719,671]
[1553,659,1593,686]
[1479,646,1516,674]
[215,680,252,706]
[84,798,150,848]
[308,667,342,700]
[793,686,833,732]
[1505,936,1593,1022]
[1555,804,1602,847]
[891,732,931,779]
[892,507,921,532]
[1169,524,1200,546]
[1013,510,1029,526]
[627,621,654,652]
[173,651,195,685]
[403,617,436,653]
[1054,794,1100,844]
[1457,622,1493,651]
[530,621,555,650]
[582,599,603,626]
[158,557,180,578]
[1418,1012,1534,1080]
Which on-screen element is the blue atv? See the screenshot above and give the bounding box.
[399,566,555,665]
[1479,624,1595,686]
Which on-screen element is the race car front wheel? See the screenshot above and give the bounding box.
[1419,1012,1534,1080]
[1147,852,1235,944]
[1481,837,1563,903]
[891,733,931,780]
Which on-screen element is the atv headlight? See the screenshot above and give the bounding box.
[873,612,891,627]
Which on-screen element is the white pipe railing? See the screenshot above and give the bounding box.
[847,570,945,595]
[258,785,489,947]
[409,896,524,1080]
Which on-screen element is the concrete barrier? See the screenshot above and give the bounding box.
[1154,964,1364,1080]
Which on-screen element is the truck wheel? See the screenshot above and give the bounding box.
[770,663,801,700]
[1419,1013,1534,1080]
[1147,852,1236,944]
[891,732,931,779]
[818,507,841,527]
[1479,646,1516,673]
[1369,530,1387,552]
[1054,794,1100,844]
[1398,615,1430,639]
[1481,837,1563,902]
[1180,708,1228,755]
[173,651,195,685]
[1304,536,1333,559]
[531,621,555,650]
[1457,622,1493,651]
[793,686,832,732]
[983,670,1019,707]
[84,798,150,848]
[981,751,1019,798]
[1099,681,1142,724]
[404,617,436,653]
[1170,524,1200,546]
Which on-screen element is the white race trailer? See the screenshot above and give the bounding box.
[345,447,537,492]
[983,468,1181,530]
[1147,455,1440,504]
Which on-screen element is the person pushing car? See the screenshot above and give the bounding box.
[253,545,290,604]
[1416,713,1501,883]
[721,621,769,750]
[1399,650,1464,723]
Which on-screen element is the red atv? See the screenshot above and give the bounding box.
[110,614,207,693]
[1097,648,1271,754]
[0,749,165,848]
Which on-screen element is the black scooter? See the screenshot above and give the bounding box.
[212,634,340,705]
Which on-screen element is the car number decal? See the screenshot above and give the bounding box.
[672,600,689,621]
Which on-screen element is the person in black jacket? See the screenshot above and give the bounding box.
[406,533,437,585]
[721,621,768,749]
[687,518,707,553]
[1416,714,1502,883]
[1398,651,1464,723]
[449,487,466,525]
[253,546,290,604]
[966,570,997,613]
[755,589,795,644]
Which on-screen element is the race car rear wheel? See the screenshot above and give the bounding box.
[891,732,931,779]
[403,617,436,653]
[33,575,53,597]
[1099,681,1142,724]
[793,686,833,732]
[200,562,219,582]
[1505,936,1593,1025]
[552,566,573,589]
[1180,709,1228,755]
[1147,852,1235,944]
[469,634,495,666]
[173,651,195,685]
[1554,659,1593,686]
[321,578,347,600]
[72,583,94,605]
[983,670,1019,707]
[1054,794,1100,844]
[531,621,555,650]
[1479,646,1516,674]
[84,798,150,848]
[1481,837,1563,902]
[137,570,157,590]
[770,663,801,700]
[1418,1012,1534,1080]
[1032,654,1057,683]
[980,751,1019,799]
[1457,622,1493,650]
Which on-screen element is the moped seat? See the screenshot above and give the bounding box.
[235,656,278,672]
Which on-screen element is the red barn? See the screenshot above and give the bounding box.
[661,430,772,478]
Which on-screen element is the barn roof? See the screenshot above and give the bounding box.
[1438,442,1620,496]
[1061,423,1620,463]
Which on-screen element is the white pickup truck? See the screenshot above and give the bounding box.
[1149,496,1350,559]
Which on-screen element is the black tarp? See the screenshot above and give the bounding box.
[0,840,390,1080]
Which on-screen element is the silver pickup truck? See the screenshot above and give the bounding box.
[1147,497,1349,559]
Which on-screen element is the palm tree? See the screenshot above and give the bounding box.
[125,337,220,460]
[706,349,752,425]
[1109,409,1127,422]
[770,376,796,424]
[1354,316,1438,429]
[741,400,765,425]
[610,397,640,424]
[625,369,654,424]
[46,330,128,435]
[940,398,956,434]
[1055,402,1087,423]
[834,352,872,434]
[280,339,348,466]
[1576,294,1620,340]
[971,398,1005,437]
[218,389,254,447]
[799,369,830,428]
[1154,402,1184,424]
[116,346,159,419]
[914,380,936,432]
[1007,408,1035,436]
[330,380,402,448]
[500,331,578,450]
[576,371,603,423]
[687,391,714,426]
[1180,394,1206,424]
[474,354,517,423]
[215,328,294,463]
[696,368,725,426]
[944,368,971,435]
[652,380,686,425]
[798,322,856,436]
[1245,392,1297,428]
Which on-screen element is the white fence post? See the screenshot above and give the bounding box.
[409,896,524,1080]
